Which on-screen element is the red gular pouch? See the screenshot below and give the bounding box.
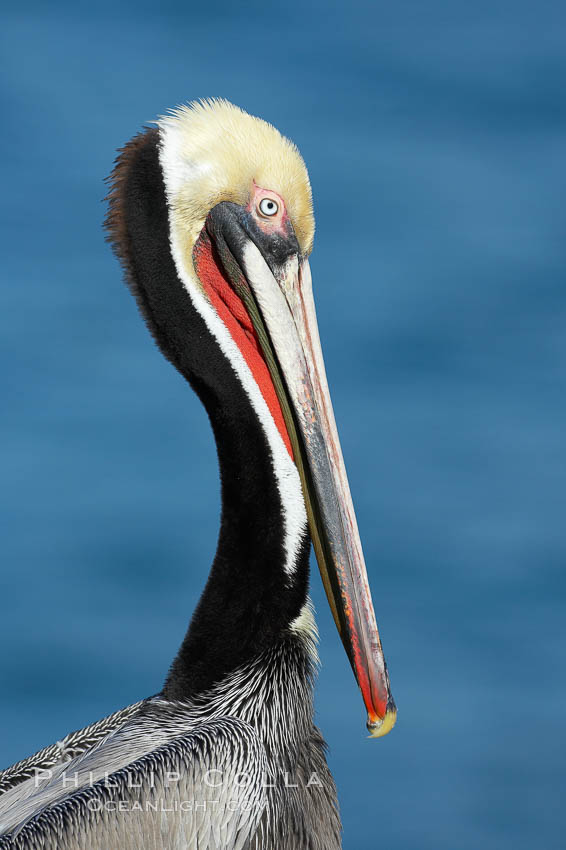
[193,228,293,460]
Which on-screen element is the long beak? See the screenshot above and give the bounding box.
[204,209,396,737]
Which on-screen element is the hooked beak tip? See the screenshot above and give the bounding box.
[367,702,397,739]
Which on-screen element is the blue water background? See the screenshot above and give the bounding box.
[1,1,565,847]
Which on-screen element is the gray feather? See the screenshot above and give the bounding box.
[0,628,341,849]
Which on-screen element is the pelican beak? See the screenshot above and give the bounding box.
[202,203,396,738]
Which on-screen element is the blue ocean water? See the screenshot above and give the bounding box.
[1,1,565,847]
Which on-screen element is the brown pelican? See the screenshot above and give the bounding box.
[0,100,396,849]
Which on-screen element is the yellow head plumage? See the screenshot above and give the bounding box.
[158,99,315,258]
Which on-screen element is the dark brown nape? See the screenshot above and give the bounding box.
[103,127,178,367]
[104,126,159,266]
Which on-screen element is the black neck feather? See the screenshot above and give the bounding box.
[105,129,310,701]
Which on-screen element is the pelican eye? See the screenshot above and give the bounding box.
[258,197,279,217]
